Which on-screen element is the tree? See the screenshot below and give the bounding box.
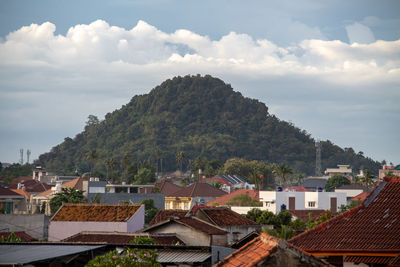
[85,248,160,267]
[272,163,293,186]
[86,149,98,175]
[134,168,155,184]
[50,188,86,214]
[141,199,159,224]
[226,194,262,207]
[325,174,351,191]
[105,158,117,182]
[176,151,185,172]
[359,169,375,188]
[129,236,157,245]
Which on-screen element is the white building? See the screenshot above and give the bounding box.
[259,191,347,214]
[324,164,352,177]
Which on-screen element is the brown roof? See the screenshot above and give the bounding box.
[168,182,227,197]
[288,209,327,222]
[155,180,182,195]
[9,179,51,193]
[62,231,183,245]
[205,189,259,206]
[10,189,31,200]
[36,177,88,198]
[143,217,227,235]
[215,233,330,267]
[51,203,142,222]
[289,177,400,252]
[0,186,23,197]
[194,207,258,226]
[350,191,369,202]
[149,209,188,226]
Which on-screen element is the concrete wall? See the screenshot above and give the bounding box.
[145,223,211,246]
[211,234,228,246]
[0,214,49,240]
[87,193,165,210]
[224,225,261,244]
[48,221,128,241]
[127,205,145,233]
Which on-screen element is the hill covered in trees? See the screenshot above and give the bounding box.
[37,75,380,177]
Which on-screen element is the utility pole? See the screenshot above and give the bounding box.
[315,140,322,176]
[27,149,31,164]
[19,149,24,165]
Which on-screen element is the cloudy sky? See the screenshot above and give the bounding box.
[0,0,399,167]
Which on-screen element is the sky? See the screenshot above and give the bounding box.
[0,0,399,167]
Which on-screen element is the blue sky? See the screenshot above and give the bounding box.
[0,0,399,167]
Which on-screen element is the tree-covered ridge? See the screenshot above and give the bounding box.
[37,75,381,177]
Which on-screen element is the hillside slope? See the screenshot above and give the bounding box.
[37,75,380,175]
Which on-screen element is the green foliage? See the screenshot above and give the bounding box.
[359,169,375,188]
[339,199,362,213]
[306,210,332,230]
[246,209,293,229]
[134,168,155,184]
[0,163,34,183]
[129,236,157,245]
[37,75,382,178]
[141,199,159,224]
[1,232,22,243]
[264,224,297,240]
[205,181,222,189]
[226,194,262,207]
[272,163,293,186]
[325,175,351,191]
[50,188,86,214]
[91,193,102,204]
[85,248,160,267]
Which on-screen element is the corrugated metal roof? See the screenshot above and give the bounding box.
[157,250,210,263]
[0,244,105,264]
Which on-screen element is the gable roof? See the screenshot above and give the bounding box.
[155,180,182,195]
[205,189,259,206]
[350,191,369,202]
[215,233,329,266]
[61,231,184,245]
[0,186,24,197]
[10,189,31,200]
[36,177,88,198]
[194,207,258,226]
[9,179,51,193]
[289,177,400,253]
[51,203,142,222]
[142,217,227,235]
[149,209,188,226]
[167,182,227,197]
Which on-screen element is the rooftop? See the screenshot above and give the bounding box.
[51,203,142,222]
[194,207,258,226]
[206,189,259,206]
[149,209,188,226]
[167,182,227,198]
[289,177,400,252]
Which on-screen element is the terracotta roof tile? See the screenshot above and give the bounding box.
[206,189,259,206]
[350,191,369,202]
[195,207,258,226]
[10,189,31,200]
[289,177,400,252]
[62,231,183,245]
[344,256,393,264]
[214,233,279,266]
[149,209,188,226]
[36,177,87,198]
[0,186,23,196]
[51,203,142,222]
[155,180,182,195]
[168,182,227,198]
[9,179,51,193]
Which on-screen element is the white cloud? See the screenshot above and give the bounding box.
[345,22,376,44]
[0,20,399,164]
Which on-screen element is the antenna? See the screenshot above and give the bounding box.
[315,140,322,176]
[27,149,31,164]
[19,148,24,165]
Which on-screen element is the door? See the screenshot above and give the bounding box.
[330,197,337,213]
[289,197,295,210]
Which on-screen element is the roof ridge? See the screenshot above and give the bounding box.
[190,182,197,197]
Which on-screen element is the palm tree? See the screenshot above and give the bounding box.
[272,163,293,186]
[105,158,117,182]
[176,151,185,173]
[86,149,98,175]
[360,169,375,188]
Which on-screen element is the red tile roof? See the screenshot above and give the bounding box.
[194,207,258,226]
[344,256,393,264]
[168,182,227,198]
[9,178,51,193]
[154,180,182,195]
[149,209,188,226]
[0,186,23,196]
[51,203,142,222]
[0,231,37,242]
[61,231,183,245]
[143,217,227,235]
[214,233,281,266]
[206,189,259,206]
[289,177,400,253]
[350,191,369,202]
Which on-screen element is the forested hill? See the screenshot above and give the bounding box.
[37,75,380,175]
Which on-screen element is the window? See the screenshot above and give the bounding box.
[166,202,170,209]
[184,202,188,210]
[308,201,316,208]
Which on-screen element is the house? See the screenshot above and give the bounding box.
[149,209,188,225]
[324,164,352,177]
[141,216,228,246]
[213,174,255,190]
[191,207,260,244]
[153,180,182,195]
[214,233,330,266]
[206,189,259,206]
[165,182,227,210]
[289,176,400,266]
[62,231,184,245]
[379,164,400,180]
[0,186,26,214]
[9,177,51,194]
[48,203,144,241]
[334,184,371,203]
[259,190,346,214]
